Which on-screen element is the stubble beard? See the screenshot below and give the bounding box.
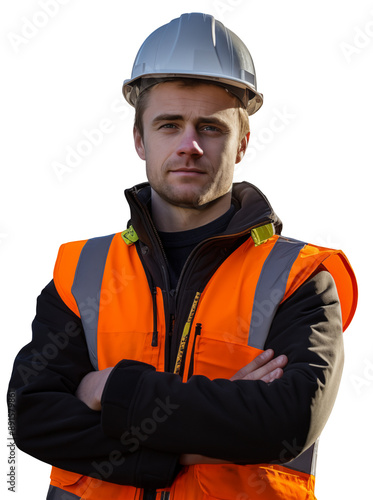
[151,176,233,214]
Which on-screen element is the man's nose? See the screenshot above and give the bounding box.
[176,127,204,158]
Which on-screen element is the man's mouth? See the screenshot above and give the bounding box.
[169,167,205,175]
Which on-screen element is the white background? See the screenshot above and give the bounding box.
[1,0,372,498]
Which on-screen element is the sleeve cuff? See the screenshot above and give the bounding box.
[101,359,155,439]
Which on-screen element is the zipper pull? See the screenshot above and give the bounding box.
[185,323,202,381]
[151,287,158,347]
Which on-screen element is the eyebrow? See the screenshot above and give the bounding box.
[152,114,184,125]
[151,114,230,129]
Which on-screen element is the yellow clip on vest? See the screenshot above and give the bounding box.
[251,223,275,246]
[121,225,139,245]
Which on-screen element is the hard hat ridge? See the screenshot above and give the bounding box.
[123,12,263,115]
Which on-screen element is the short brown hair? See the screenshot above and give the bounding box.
[134,78,250,141]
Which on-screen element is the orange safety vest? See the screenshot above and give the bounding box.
[49,227,357,500]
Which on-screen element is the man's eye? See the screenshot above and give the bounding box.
[202,125,220,132]
[160,123,177,129]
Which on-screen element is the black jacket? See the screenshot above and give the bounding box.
[8,182,344,489]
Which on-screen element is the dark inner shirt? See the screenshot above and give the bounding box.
[157,204,236,289]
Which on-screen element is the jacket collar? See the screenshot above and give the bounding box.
[124,181,282,244]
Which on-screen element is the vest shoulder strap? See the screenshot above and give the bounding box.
[247,234,357,348]
[71,234,116,370]
[54,238,88,316]
[54,234,116,370]
[248,236,306,349]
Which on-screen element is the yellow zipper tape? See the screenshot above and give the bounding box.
[174,292,201,375]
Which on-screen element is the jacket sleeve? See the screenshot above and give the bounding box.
[7,280,180,488]
[101,270,344,464]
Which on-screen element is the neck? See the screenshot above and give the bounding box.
[151,190,232,232]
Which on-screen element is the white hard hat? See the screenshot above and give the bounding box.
[123,13,263,115]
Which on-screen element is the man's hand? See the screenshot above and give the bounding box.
[75,367,113,411]
[230,348,288,383]
[180,349,288,465]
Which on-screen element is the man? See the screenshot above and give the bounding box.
[8,12,357,500]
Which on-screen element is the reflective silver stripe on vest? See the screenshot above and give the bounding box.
[47,484,81,499]
[71,234,115,370]
[247,236,318,477]
[247,237,306,349]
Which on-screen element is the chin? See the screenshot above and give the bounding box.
[167,195,206,210]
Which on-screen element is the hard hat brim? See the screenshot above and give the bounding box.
[122,73,263,116]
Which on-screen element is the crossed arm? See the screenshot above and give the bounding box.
[75,349,288,465]
[76,349,288,411]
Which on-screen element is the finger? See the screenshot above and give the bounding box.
[242,354,288,381]
[252,348,275,368]
[232,349,275,380]
[260,368,284,384]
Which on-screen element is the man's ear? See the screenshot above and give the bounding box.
[236,132,250,164]
[133,126,146,160]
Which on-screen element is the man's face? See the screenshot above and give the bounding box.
[134,81,247,210]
